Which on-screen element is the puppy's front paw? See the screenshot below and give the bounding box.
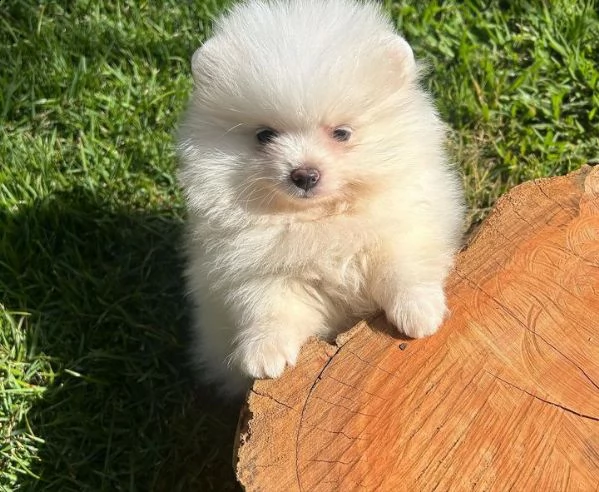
[232,335,302,379]
[384,283,448,339]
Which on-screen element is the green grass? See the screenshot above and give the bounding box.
[0,0,597,490]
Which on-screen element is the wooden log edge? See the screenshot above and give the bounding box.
[234,164,599,491]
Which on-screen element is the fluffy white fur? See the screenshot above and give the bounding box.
[177,0,465,396]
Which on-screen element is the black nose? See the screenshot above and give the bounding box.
[290,168,320,191]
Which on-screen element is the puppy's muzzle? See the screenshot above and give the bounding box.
[290,167,320,192]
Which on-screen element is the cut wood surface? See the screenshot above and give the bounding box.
[235,165,599,491]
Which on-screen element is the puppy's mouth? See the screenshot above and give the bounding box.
[291,186,317,199]
[284,181,323,201]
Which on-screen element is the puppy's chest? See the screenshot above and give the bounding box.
[263,223,374,290]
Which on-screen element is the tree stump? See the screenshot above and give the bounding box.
[235,165,599,491]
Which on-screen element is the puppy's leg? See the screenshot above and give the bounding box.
[228,278,327,380]
[188,301,253,397]
[370,232,455,339]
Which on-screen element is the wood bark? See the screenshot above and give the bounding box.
[235,165,599,491]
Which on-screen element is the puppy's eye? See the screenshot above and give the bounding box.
[332,126,352,142]
[256,128,279,145]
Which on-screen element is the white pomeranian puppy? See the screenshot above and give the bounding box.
[177,0,464,395]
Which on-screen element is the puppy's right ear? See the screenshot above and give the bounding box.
[190,40,214,85]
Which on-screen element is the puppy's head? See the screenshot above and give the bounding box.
[179,0,441,215]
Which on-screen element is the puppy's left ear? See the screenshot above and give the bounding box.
[388,35,418,82]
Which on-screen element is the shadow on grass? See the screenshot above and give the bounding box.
[1,188,241,491]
